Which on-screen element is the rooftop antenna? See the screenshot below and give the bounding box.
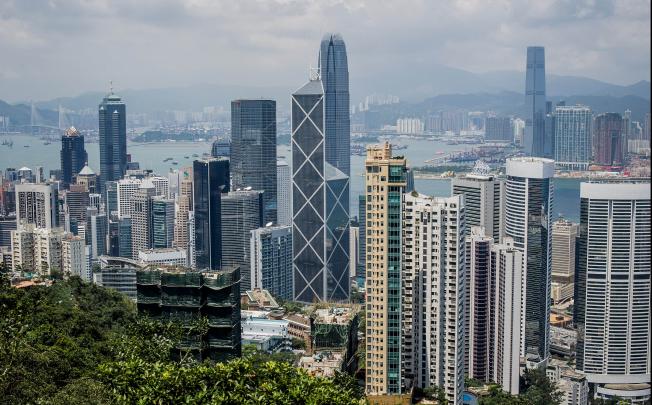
[109,80,113,95]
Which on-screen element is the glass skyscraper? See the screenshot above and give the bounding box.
[60,126,87,188]
[291,76,350,303]
[230,100,277,225]
[193,158,230,271]
[505,157,554,364]
[524,46,547,157]
[593,113,624,167]
[98,92,127,194]
[554,105,592,170]
[318,33,350,177]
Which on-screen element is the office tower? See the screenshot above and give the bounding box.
[466,227,493,381]
[11,225,65,275]
[644,112,651,141]
[512,118,525,145]
[193,158,229,271]
[250,225,293,300]
[105,181,118,215]
[364,143,407,395]
[150,176,169,198]
[524,46,547,157]
[485,116,512,142]
[574,182,650,403]
[402,193,465,404]
[491,238,523,395]
[89,193,102,211]
[138,247,188,267]
[76,165,97,193]
[211,139,231,158]
[231,99,277,224]
[86,207,107,261]
[63,184,90,229]
[136,267,241,361]
[17,167,33,182]
[358,194,366,278]
[504,157,554,364]
[451,163,502,241]
[349,226,358,279]
[319,33,350,176]
[98,91,127,193]
[554,105,592,170]
[118,216,132,259]
[291,75,350,303]
[276,160,291,226]
[623,109,632,149]
[0,216,16,248]
[550,219,578,303]
[131,182,155,258]
[117,178,142,218]
[593,113,624,167]
[221,190,263,291]
[60,126,87,188]
[62,235,86,279]
[15,183,58,230]
[152,196,174,249]
[173,167,193,251]
[544,101,555,159]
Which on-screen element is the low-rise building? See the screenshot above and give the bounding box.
[138,247,188,267]
[241,315,290,353]
[546,359,589,405]
[241,288,280,311]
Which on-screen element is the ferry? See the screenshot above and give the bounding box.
[163,157,173,162]
[171,161,178,165]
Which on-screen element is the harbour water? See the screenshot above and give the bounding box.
[1,133,581,222]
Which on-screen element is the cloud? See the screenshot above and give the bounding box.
[0,0,648,102]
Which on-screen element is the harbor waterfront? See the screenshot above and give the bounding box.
[2,133,584,221]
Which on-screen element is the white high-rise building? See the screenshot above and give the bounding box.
[349,226,359,279]
[250,224,293,300]
[11,225,65,275]
[550,218,578,303]
[62,236,86,279]
[117,178,142,219]
[504,157,554,364]
[131,181,156,258]
[150,176,169,198]
[276,160,291,226]
[452,166,503,241]
[575,182,651,404]
[15,183,58,230]
[396,118,424,134]
[491,237,523,395]
[402,192,465,405]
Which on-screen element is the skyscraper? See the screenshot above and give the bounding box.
[230,100,277,225]
[276,160,291,226]
[524,46,547,157]
[60,126,87,188]
[152,196,175,249]
[221,189,263,291]
[357,194,366,279]
[402,193,465,404]
[173,167,193,251]
[131,182,155,258]
[554,105,592,170]
[15,183,58,230]
[451,164,503,241]
[318,33,350,177]
[250,224,293,300]
[574,182,650,403]
[485,116,513,142]
[98,92,127,194]
[504,157,554,364]
[193,158,230,271]
[291,75,350,303]
[593,113,624,167]
[550,218,578,303]
[364,143,407,396]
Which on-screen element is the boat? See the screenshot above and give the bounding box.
[24,145,30,148]
[163,157,173,162]
[184,156,189,159]
[1,140,13,147]
[192,153,199,157]
[171,161,178,165]
[43,141,51,145]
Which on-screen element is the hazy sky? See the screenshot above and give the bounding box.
[1,0,650,102]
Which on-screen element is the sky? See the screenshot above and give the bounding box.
[0,0,650,102]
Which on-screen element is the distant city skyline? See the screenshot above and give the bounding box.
[0,1,650,102]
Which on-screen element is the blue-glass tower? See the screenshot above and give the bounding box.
[230,100,277,225]
[193,158,230,271]
[60,127,87,188]
[319,33,350,177]
[524,46,547,157]
[98,93,127,194]
[291,76,350,303]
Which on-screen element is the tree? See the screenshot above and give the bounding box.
[520,368,563,405]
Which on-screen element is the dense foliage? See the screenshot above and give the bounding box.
[0,277,363,404]
[479,368,563,405]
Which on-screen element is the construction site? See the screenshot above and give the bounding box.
[136,266,241,362]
